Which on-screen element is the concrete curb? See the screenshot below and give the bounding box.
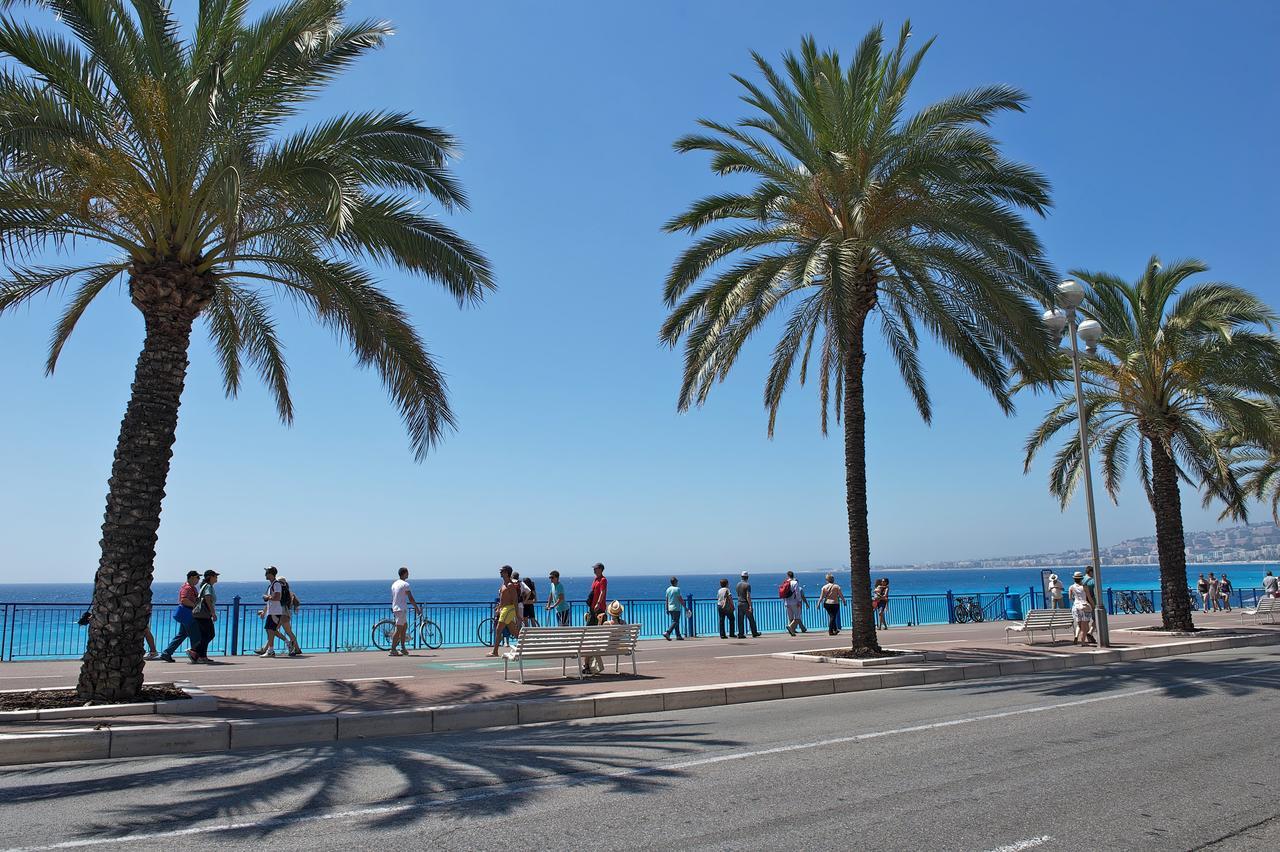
[0,681,216,722]
[769,647,941,667]
[2,632,1275,767]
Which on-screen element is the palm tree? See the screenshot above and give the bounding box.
[1022,258,1280,631]
[660,25,1056,655]
[0,0,492,701]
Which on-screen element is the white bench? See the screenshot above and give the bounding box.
[1004,608,1078,644]
[502,624,641,683]
[1239,596,1280,624]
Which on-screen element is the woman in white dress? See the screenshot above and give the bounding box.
[1069,571,1093,645]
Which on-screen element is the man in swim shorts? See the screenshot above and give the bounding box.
[488,565,524,657]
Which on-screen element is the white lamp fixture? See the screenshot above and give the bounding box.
[1077,319,1103,353]
[1042,308,1068,336]
[1056,279,1086,310]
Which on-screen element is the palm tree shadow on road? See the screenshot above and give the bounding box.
[5,719,736,842]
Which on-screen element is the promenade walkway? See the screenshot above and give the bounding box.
[4,612,1277,734]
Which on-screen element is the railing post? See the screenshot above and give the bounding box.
[1029,585,1037,609]
[911,594,919,627]
[229,595,240,656]
[2,603,11,661]
[687,597,696,638]
[1106,588,1115,616]
[946,590,955,624]
[331,603,339,653]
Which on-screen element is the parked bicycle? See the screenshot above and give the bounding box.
[476,615,515,646]
[1115,591,1137,614]
[953,595,985,623]
[371,615,442,651]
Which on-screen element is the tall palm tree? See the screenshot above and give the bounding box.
[0,0,493,701]
[660,25,1056,655]
[1022,258,1280,631]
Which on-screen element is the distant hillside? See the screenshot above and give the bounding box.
[890,523,1280,569]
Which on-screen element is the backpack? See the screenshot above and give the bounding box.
[779,579,794,599]
[277,579,296,611]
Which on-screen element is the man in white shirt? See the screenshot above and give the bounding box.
[390,566,422,657]
[1263,570,1279,598]
[258,566,287,658]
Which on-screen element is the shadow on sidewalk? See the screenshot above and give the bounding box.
[921,653,1280,702]
[4,718,734,841]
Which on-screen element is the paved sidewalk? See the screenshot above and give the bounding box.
[3,612,1276,732]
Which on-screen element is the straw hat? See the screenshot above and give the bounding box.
[1049,573,1059,582]
[1072,571,1084,580]
[607,600,624,617]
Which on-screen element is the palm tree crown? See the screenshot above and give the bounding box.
[1022,257,1280,629]
[661,24,1055,653]
[0,0,493,457]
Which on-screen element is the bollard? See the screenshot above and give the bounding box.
[229,595,240,656]
[1106,588,1115,615]
[946,590,955,624]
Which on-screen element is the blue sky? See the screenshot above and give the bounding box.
[2,1,1278,582]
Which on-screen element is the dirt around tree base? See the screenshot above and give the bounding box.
[799,647,907,660]
[0,684,188,711]
[1127,626,1204,634]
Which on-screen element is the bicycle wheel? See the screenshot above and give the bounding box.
[476,617,496,645]
[371,619,396,651]
[420,620,443,650]
[953,604,970,624]
[971,605,985,623]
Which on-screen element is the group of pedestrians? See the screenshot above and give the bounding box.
[152,565,302,663]
[1195,572,1234,613]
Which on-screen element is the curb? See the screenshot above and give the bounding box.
[2,632,1275,767]
[0,681,217,722]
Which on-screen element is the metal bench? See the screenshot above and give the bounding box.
[1239,596,1280,624]
[1004,608,1077,644]
[502,624,641,683]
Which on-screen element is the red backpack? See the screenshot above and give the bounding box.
[778,579,793,599]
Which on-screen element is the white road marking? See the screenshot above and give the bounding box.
[207,676,416,690]
[985,836,1053,852]
[8,661,1277,851]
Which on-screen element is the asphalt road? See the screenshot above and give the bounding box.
[2,646,1277,851]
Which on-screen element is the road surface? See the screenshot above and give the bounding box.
[1,645,1277,851]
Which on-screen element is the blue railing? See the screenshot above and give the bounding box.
[3,586,1270,660]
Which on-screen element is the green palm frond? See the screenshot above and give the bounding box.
[0,0,492,458]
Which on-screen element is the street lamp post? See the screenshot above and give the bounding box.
[1042,280,1109,647]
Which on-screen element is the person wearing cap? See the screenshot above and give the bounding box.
[1047,573,1064,609]
[159,570,202,662]
[1068,570,1093,645]
[257,566,288,658]
[190,569,219,662]
[735,571,760,639]
[586,563,608,625]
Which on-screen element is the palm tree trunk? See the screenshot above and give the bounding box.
[76,269,204,702]
[1149,437,1195,631]
[842,314,880,655]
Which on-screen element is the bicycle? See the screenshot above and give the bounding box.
[371,614,442,651]
[1115,591,1137,614]
[953,595,984,623]
[476,615,516,646]
[1135,592,1155,613]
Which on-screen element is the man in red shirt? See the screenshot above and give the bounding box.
[587,563,608,625]
[158,570,200,662]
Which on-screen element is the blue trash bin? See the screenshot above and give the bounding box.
[1005,593,1023,621]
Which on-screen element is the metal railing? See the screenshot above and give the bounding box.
[4,586,1271,660]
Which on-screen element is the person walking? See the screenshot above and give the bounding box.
[735,571,760,639]
[190,570,219,662]
[1219,573,1233,612]
[276,574,302,656]
[159,570,201,662]
[1197,573,1211,612]
[1048,573,1065,609]
[257,566,289,657]
[819,574,845,635]
[1207,573,1222,613]
[873,578,890,630]
[519,573,539,627]
[546,570,571,626]
[781,571,808,635]
[587,563,608,625]
[1069,571,1093,645]
[488,565,523,657]
[388,567,422,657]
[662,577,689,640]
[716,578,734,639]
[1263,570,1279,599]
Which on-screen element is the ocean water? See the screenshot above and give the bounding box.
[1,562,1273,606]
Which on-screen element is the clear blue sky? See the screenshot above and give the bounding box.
[2,1,1277,582]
